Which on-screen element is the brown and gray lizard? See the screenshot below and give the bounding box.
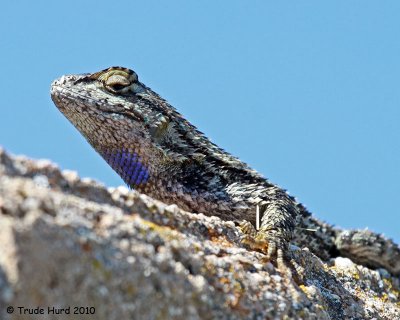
[50,66,400,276]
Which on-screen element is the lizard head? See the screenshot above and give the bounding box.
[50,66,207,189]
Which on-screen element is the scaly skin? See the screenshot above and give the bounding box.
[50,66,400,276]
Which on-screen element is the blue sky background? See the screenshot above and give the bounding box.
[1,1,399,242]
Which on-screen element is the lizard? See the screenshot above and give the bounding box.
[50,66,400,277]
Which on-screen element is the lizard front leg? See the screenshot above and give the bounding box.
[240,194,303,278]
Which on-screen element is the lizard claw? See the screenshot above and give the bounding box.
[239,220,304,281]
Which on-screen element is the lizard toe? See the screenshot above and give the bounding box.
[239,226,305,281]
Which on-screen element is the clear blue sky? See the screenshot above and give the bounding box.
[1,1,399,242]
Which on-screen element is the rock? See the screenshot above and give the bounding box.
[0,147,399,320]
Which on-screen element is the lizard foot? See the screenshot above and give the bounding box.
[239,220,304,281]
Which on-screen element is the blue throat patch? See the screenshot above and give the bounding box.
[102,148,150,188]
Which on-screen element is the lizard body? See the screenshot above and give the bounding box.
[51,66,400,276]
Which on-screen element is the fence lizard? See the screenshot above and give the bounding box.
[51,66,400,276]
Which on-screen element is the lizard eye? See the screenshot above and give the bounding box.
[89,67,138,94]
[104,74,131,93]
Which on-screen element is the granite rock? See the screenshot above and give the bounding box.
[0,147,399,320]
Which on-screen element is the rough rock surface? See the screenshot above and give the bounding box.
[0,147,399,320]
